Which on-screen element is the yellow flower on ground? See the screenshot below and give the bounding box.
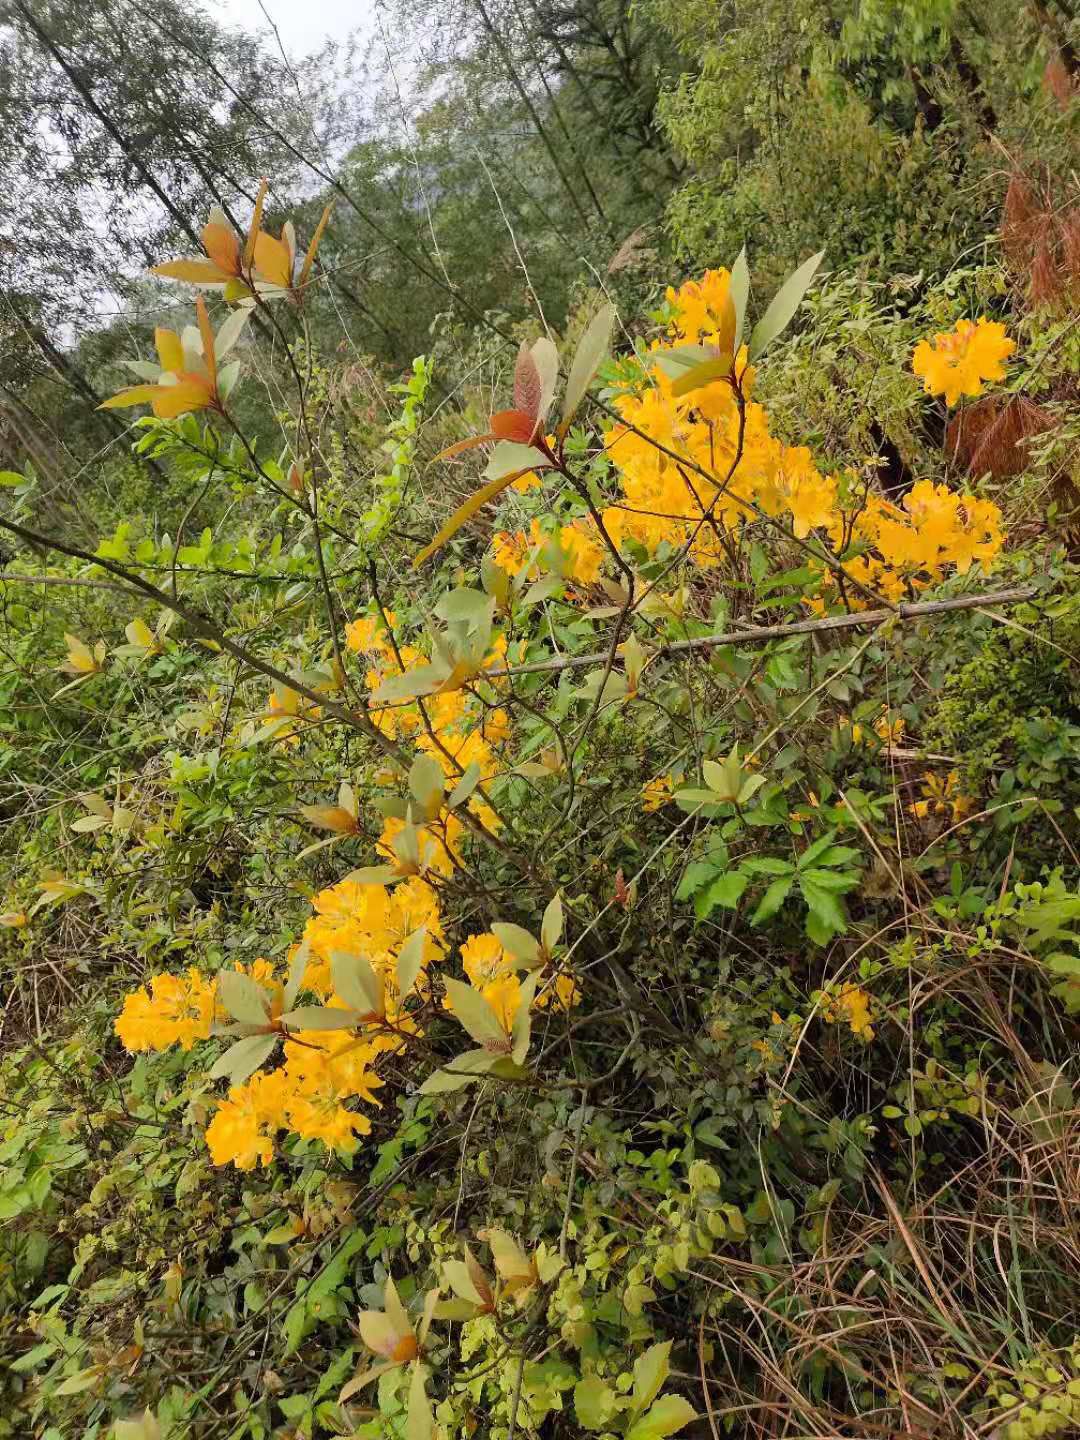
[912,318,1014,406]
[909,770,976,824]
[641,775,673,812]
[820,983,875,1041]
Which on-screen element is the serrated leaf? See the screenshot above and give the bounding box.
[575,1375,619,1430]
[751,876,793,926]
[632,1342,671,1413]
[748,250,825,360]
[561,302,616,427]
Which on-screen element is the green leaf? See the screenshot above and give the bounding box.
[442,975,507,1046]
[409,753,445,814]
[669,354,732,398]
[575,1375,619,1430]
[541,893,563,952]
[797,830,839,869]
[741,856,796,877]
[342,865,399,887]
[0,470,25,487]
[649,344,714,380]
[406,1362,434,1440]
[511,972,539,1065]
[217,969,271,1026]
[730,247,750,354]
[209,1033,278,1085]
[484,440,548,481]
[330,950,384,1016]
[697,871,748,914]
[372,664,445,703]
[283,940,309,1010]
[562,302,616,427]
[626,1394,697,1440]
[632,1342,671,1413]
[279,1005,356,1030]
[751,876,793,926]
[748,250,825,360]
[492,922,540,968]
[419,1049,499,1094]
[397,928,427,997]
[447,762,482,809]
[798,876,848,940]
[434,587,495,626]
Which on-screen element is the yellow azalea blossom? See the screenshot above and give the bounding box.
[115,968,217,1052]
[642,775,673,812]
[535,971,581,1012]
[302,874,443,1000]
[912,318,1015,406]
[345,611,396,655]
[205,1069,291,1170]
[873,711,905,744]
[461,932,514,987]
[602,274,1006,608]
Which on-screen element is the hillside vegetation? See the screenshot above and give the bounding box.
[1,2,1080,1438]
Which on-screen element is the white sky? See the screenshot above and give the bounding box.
[211,0,365,55]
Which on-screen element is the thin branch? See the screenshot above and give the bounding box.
[478,586,1039,680]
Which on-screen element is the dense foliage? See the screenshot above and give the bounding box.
[1,2,1079,1439]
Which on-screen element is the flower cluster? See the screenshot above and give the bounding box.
[597,273,1005,607]
[912,318,1015,406]
[346,607,507,855]
[115,967,217,1052]
[205,1025,385,1169]
[454,931,579,1026]
[909,770,975,824]
[491,518,605,588]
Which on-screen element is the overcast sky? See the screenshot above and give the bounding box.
[211,0,364,55]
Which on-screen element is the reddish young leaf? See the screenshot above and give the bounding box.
[491,409,537,443]
[513,342,542,421]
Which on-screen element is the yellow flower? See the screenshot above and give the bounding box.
[909,770,975,824]
[115,968,217,1053]
[0,910,28,928]
[461,932,513,987]
[820,983,875,1041]
[346,611,396,655]
[912,318,1014,406]
[204,1069,291,1170]
[641,775,673,812]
